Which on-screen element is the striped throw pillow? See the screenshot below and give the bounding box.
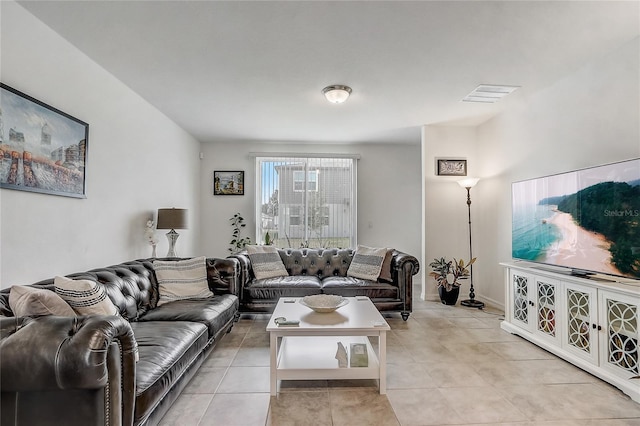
[54,276,119,316]
[153,256,213,306]
[246,245,289,280]
[347,245,388,281]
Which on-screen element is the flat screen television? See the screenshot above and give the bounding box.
[512,158,640,280]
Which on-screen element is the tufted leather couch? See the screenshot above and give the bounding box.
[0,257,240,426]
[229,248,419,320]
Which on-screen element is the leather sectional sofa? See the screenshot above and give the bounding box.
[230,248,420,320]
[0,257,240,426]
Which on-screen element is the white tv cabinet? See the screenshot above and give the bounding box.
[501,262,640,403]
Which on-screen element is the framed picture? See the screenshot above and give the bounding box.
[0,83,89,198]
[437,159,467,176]
[214,170,244,195]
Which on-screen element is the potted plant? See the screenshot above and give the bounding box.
[429,257,476,305]
[229,212,252,253]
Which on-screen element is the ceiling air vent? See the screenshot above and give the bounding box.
[462,84,519,103]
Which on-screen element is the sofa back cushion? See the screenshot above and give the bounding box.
[0,258,237,320]
[70,262,157,320]
[0,260,157,321]
[278,248,355,279]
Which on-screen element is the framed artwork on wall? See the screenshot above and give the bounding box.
[0,83,89,198]
[214,170,244,195]
[436,159,467,176]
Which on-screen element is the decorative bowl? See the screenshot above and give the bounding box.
[300,295,349,313]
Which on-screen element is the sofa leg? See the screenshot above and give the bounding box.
[401,312,410,321]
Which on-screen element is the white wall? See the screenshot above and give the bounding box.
[474,36,640,307]
[421,126,479,300]
[422,39,640,306]
[421,37,639,308]
[199,140,422,281]
[0,2,201,287]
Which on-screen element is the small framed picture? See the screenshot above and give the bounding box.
[437,159,467,176]
[214,170,244,195]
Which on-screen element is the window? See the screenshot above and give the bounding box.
[289,206,301,226]
[256,156,357,249]
[293,170,318,192]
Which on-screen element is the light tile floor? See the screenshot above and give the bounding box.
[160,289,640,426]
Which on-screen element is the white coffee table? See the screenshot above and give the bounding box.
[266,296,390,395]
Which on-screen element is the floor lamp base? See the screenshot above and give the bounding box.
[460,299,485,309]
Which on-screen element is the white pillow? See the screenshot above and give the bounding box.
[54,276,119,316]
[153,256,213,306]
[347,245,388,281]
[9,285,76,317]
[246,245,289,280]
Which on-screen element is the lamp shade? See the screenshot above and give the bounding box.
[157,208,188,230]
[457,178,480,189]
[322,85,352,104]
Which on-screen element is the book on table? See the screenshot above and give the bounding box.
[349,343,368,367]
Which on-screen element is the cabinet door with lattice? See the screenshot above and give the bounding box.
[599,290,639,380]
[510,270,534,332]
[533,276,562,346]
[563,282,598,364]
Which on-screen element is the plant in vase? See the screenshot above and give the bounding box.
[429,257,476,305]
[229,212,252,253]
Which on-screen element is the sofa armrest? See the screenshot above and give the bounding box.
[390,250,420,315]
[0,315,137,391]
[207,257,240,296]
[391,250,420,278]
[226,252,252,298]
[1,315,137,426]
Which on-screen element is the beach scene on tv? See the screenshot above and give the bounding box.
[512,159,640,280]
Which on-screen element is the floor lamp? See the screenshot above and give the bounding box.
[157,208,188,257]
[457,178,485,309]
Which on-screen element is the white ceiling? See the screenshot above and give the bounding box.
[17,1,640,145]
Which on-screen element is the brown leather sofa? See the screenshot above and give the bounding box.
[0,257,240,426]
[229,248,419,320]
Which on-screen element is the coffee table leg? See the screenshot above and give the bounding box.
[270,333,277,395]
[379,331,387,394]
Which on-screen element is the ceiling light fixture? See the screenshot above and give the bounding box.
[462,84,520,103]
[322,85,352,104]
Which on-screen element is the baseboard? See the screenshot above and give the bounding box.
[475,294,504,312]
[420,290,505,312]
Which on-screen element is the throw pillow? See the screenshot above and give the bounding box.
[378,248,394,283]
[153,256,213,306]
[246,245,289,280]
[54,276,119,316]
[347,245,388,281]
[9,285,76,317]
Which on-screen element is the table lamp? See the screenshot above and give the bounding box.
[157,208,188,257]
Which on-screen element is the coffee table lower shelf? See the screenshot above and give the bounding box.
[271,335,382,394]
